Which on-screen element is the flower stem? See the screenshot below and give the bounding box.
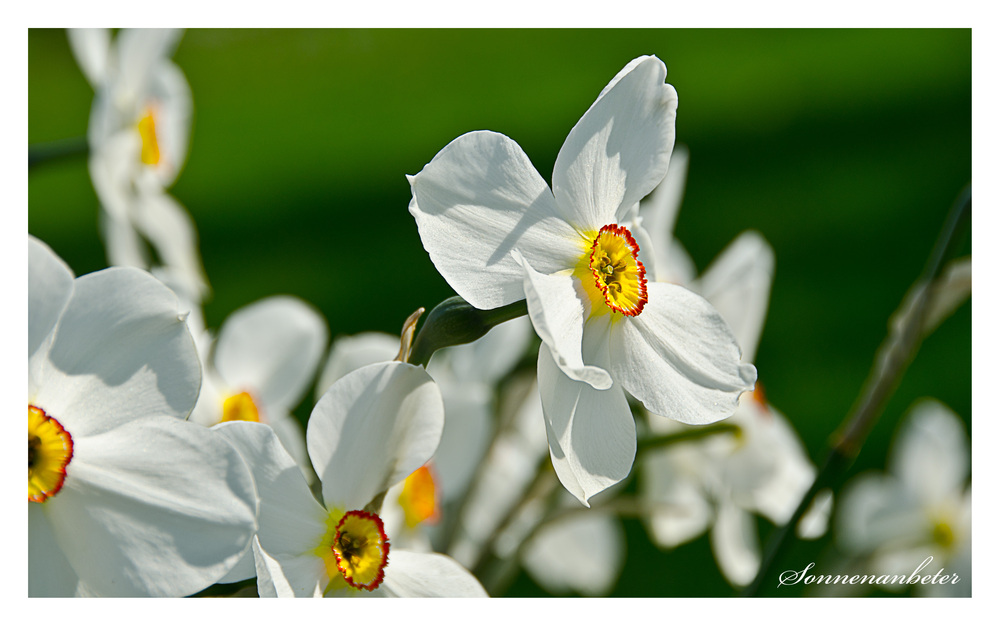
[407,296,528,367]
[636,422,741,455]
[744,184,971,596]
[28,137,88,169]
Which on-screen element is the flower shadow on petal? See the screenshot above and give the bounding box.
[44,269,199,422]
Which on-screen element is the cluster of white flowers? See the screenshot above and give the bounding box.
[28,31,970,597]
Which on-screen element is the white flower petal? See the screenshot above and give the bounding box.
[890,400,969,507]
[114,29,183,98]
[552,56,678,228]
[378,550,487,597]
[99,210,149,276]
[611,281,756,425]
[317,332,399,397]
[538,342,635,506]
[694,231,775,363]
[44,416,257,597]
[215,296,328,410]
[188,360,227,427]
[435,383,494,501]
[746,436,814,525]
[253,536,324,598]
[213,422,328,558]
[721,403,815,525]
[522,512,624,596]
[32,266,201,438]
[89,132,142,223]
[517,254,612,390]
[662,238,698,285]
[28,237,74,364]
[451,382,547,566]
[836,474,924,553]
[797,489,833,539]
[711,500,761,587]
[642,446,713,548]
[145,60,192,186]
[267,410,314,483]
[29,504,81,597]
[309,362,444,510]
[133,191,208,302]
[409,130,582,310]
[637,144,689,281]
[66,28,110,87]
[216,550,256,585]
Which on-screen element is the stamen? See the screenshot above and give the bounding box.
[331,510,390,591]
[221,391,261,423]
[586,224,648,316]
[28,405,73,503]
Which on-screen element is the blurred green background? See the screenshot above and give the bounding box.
[28,29,971,597]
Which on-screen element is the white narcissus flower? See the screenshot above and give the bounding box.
[632,151,829,586]
[450,377,626,596]
[409,55,756,505]
[836,400,971,597]
[189,296,327,483]
[28,236,258,597]
[218,361,487,597]
[68,28,207,304]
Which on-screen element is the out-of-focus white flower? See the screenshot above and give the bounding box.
[218,361,487,597]
[449,377,626,596]
[189,296,327,481]
[28,236,257,597]
[409,55,755,505]
[836,400,971,596]
[634,155,829,586]
[69,29,190,186]
[316,332,401,397]
[67,28,207,303]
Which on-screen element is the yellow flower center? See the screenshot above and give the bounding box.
[221,391,261,423]
[398,464,440,528]
[137,107,161,166]
[329,510,390,591]
[28,405,73,503]
[577,224,648,316]
[932,519,956,549]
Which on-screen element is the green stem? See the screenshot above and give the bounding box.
[636,422,741,456]
[29,137,89,169]
[745,185,971,596]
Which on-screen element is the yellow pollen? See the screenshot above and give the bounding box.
[137,108,161,166]
[330,510,390,591]
[576,224,648,317]
[221,391,260,423]
[28,405,73,503]
[398,464,440,528]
